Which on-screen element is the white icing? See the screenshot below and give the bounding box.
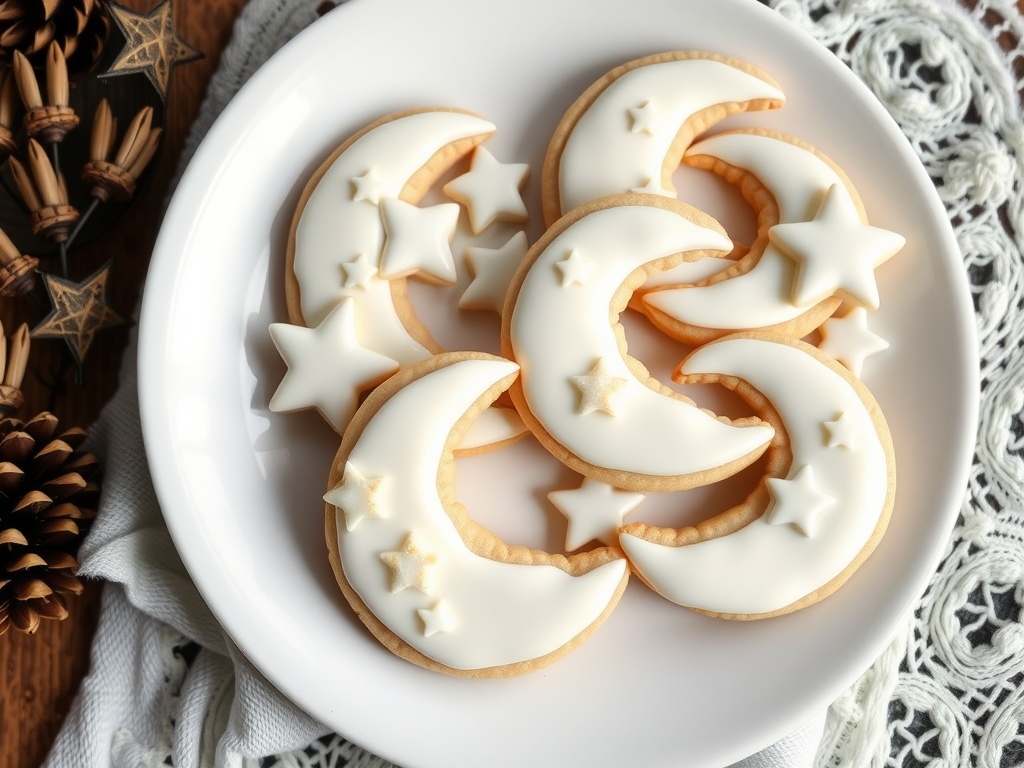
[332,357,627,670]
[557,57,784,215]
[570,358,627,416]
[508,202,774,479]
[548,478,645,551]
[442,146,529,234]
[324,461,388,532]
[379,197,459,283]
[339,253,377,291]
[764,464,835,537]
[268,299,399,433]
[555,248,591,287]
[641,131,857,331]
[459,231,529,314]
[292,110,493,332]
[769,183,904,309]
[380,532,440,594]
[620,336,890,615]
[456,406,528,452]
[417,600,456,637]
[818,306,890,378]
[823,411,858,449]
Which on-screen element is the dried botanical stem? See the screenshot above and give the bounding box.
[0,69,15,128]
[0,223,19,263]
[12,50,42,110]
[5,323,29,389]
[90,98,115,162]
[28,138,60,206]
[8,156,42,211]
[127,127,162,179]
[45,41,69,107]
[113,107,153,169]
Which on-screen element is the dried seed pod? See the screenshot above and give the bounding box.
[8,137,79,241]
[13,43,78,142]
[82,101,162,203]
[0,322,29,414]
[0,227,38,297]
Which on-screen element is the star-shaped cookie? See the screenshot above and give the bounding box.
[459,231,529,314]
[443,147,529,234]
[549,477,645,550]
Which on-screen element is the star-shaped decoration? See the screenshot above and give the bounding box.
[442,147,529,234]
[765,465,835,538]
[823,411,859,450]
[380,532,440,594]
[818,307,890,378]
[103,0,204,102]
[268,299,399,432]
[555,249,592,287]
[417,600,456,637]
[631,177,674,198]
[324,461,388,532]
[768,183,905,309]
[548,477,645,551]
[350,169,387,205]
[340,253,377,291]
[31,263,126,365]
[458,231,529,314]
[627,100,660,136]
[379,197,459,284]
[571,358,628,417]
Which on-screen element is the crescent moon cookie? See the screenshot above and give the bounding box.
[541,50,785,227]
[619,334,896,620]
[278,107,528,451]
[324,351,629,678]
[502,194,775,493]
[636,129,906,345]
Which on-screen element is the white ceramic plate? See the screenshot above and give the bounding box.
[138,0,978,765]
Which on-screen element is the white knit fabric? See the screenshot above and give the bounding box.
[44,0,1024,766]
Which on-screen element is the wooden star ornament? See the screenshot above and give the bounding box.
[102,0,204,102]
[31,263,126,365]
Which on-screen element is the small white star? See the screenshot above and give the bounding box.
[627,100,660,136]
[549,477,645,551]
[459,231,529,314]
[555,249,592,287]
[350,169,387,205]
[630,177,674,197]
[417,600,456,637]
[380,532,439,594]
[379,197,459,284]
[268,299,399,432]
[340,253,377,290]
[765,465,835,538]
[818,307,890,378]
[769,183,905,309]
[442,146,529,234]
[823,411,859,449]
[324,462,387,531]
[571,358,628,417]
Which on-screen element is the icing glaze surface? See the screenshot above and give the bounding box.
[508,202,774,479]
[331,357,627,670]
[642,131,857,331]
[557,58,784,215]
[459,231,529,314]
[621,336,891,615]
[443,146,529,234]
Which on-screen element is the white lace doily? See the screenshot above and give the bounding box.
[173,1,1022,765]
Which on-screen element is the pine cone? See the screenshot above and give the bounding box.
[0,0,109,75]
[0,410,98,635]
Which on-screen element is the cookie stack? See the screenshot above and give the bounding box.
[268,52,900,678]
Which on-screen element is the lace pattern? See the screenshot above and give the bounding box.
[177,1,1024,766]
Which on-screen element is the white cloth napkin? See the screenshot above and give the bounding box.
[38,0,867,765]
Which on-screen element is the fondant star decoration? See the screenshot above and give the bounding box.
[351,169,387,205]
[442,147,529,234]
[768,183,905,310]
[31,263,126,365]
[380,532,439,594]
[571,358,628,417]
[765,465,835,538]
[818,307,890,378]
[324,461,388,531]
[628,100,660,136]
[459,231,529,314]
[555,249,592,287]
[103,0,203,102]
[417,600,456,637]
[823,411,859,450]
[340,253,377,291]
[549,477,645,551]
[268,299,399,432]
[379,197,459,284]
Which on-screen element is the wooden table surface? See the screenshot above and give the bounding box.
[0,1,246,765]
